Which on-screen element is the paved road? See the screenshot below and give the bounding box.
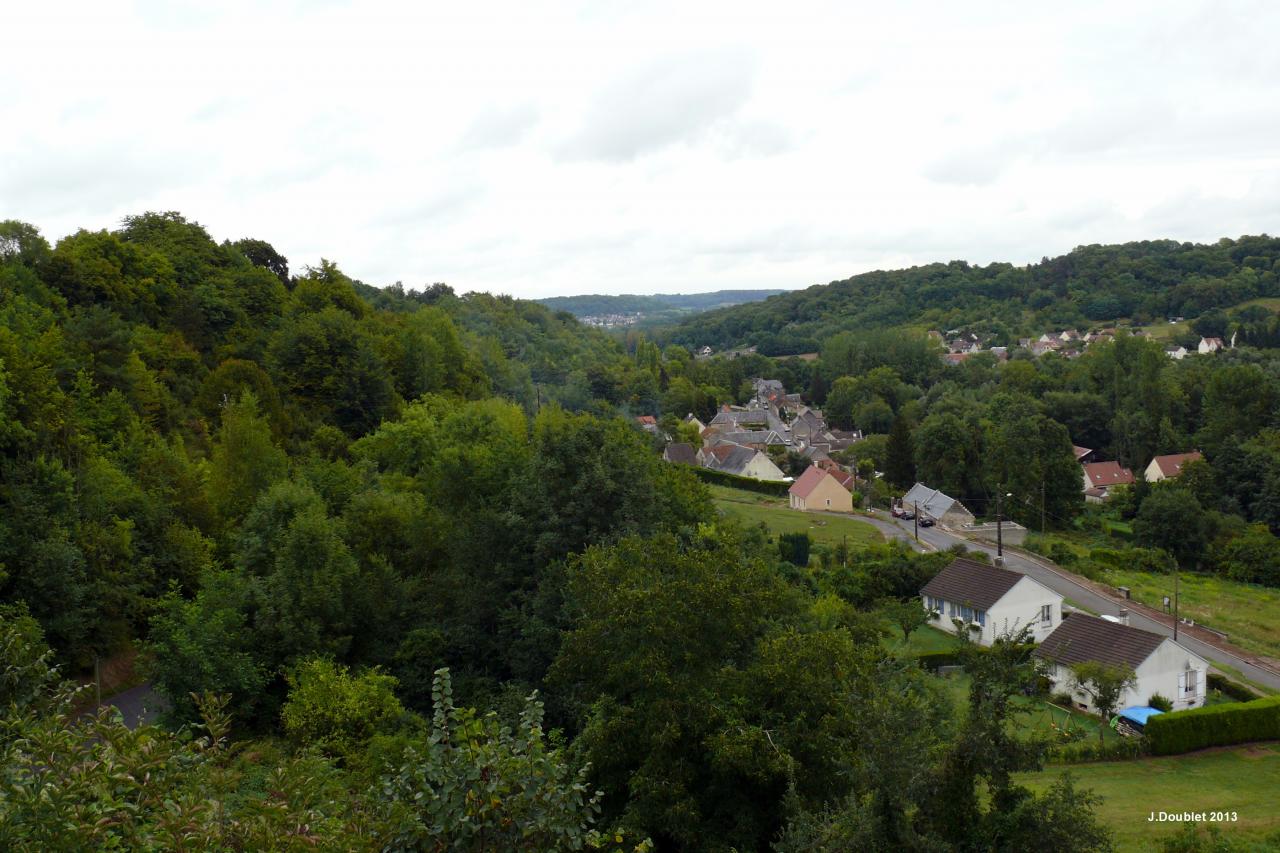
[859,510,1280,692]
[96,682,167,728]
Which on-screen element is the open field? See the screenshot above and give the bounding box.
[709,484,882,549]
[1019,743,1280,851]
[1098,568,1280,663]
[1131,319,1189,340]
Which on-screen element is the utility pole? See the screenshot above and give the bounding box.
[1041,481,1046,533]
[1173,565,1180,641]
[913,501,919,542]
[996,492,1003,557]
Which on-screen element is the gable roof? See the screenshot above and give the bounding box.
[635,415,657,426]
[1034,613,1166,669]
[902,483,971,520]
[1072,445,1094,462]
[663,443,697,465]
[790,465,850,499]
[1082,461,1135,487]
[1150,452,1203,478]
[715,445,762,475]
[789,465,830,498]
[919,558,1031,610]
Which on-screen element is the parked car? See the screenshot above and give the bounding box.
[920,517,935,527]
[891,505,904,518]
[900,510,915,520]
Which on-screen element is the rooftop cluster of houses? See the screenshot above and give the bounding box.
[1075,446,1203,502]
[657,377,863,484]
[921,558,1208,713]
[579,313,643,328]
[935,326,1236,366]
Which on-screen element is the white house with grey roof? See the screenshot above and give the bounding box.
[1035,614,1209,713]
[902,483,976,527]
[920,558,1064,646]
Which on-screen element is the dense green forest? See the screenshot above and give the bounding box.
[663,236,1280,354]
[3,213,1276,850]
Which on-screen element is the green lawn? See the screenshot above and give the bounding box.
[710,484,882,550]
[1098,568,1280,662]
[1019,743,1280,851]
[885,625,1121,744]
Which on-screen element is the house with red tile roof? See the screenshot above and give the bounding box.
[1144,452,1203,483]
[1081,461,1135,500]
[788,465,853,512]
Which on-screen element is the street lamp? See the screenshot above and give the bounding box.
[996,491,1012,557]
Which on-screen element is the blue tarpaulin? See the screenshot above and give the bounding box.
[1115,706,1165,726]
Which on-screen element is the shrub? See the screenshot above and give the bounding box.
[1051,735,1148,764]
[916,651,961,671]
[778,532,812,566]
[1049,692,1075,708]
[1145,695,1280,756]
[1048,542,1077,566]
[282,658,404,761]
[1148,693,1173,712]
[689,466,790,496]
[1206,672,1263,702]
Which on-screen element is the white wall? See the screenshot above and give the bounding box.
[921,576,1063,646]
[1048,638,1209,713]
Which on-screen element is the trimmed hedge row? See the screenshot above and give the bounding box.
[916,651,962,671]
[691,466,791,496]
[1207,672,1264,703]
[1051,735,1148,764]
[1145,695,1280,756]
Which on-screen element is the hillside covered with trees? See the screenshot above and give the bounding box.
[1,212,1138,850]
[663,236,1280,355]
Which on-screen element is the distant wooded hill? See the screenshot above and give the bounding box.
[659,236,1280,355]
[537,289,786,318]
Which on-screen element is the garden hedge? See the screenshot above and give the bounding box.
[1145,695,1280,756]
[916,651,961,671]
[1206,672,1263,702]
[691,467,791,496]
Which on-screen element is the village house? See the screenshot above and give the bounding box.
[1081,461,1135,501]
[1164,345,1188,360]
[1035,613,1209,713]
[788,465,854,513]
[1144,451,1203,483]
[699,443,786,481]
[920,558,1064,646]
[683,413,706,433]
[635,415,659,434]
[662,443,697,465]
[1198,336,1224,354]
[1072,445,1099,465]
[902,483,976,527]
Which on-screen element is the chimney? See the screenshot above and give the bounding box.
[993,556,1005,568]
[1118,608,1129,626]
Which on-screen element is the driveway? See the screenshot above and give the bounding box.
[864,510,1280,693]
[96,682,168,728]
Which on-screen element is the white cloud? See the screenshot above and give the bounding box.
[1,0,1278,299]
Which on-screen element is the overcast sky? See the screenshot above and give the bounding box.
[5,1,1280,299]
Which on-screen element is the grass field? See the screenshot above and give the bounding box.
[709,484,882,550]
[1131,319,1189,341]
[1097,568,1280,663]
[1019,743,1280,851]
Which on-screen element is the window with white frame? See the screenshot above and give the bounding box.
[1040,604,1052,624]
[1184,669,1198,695]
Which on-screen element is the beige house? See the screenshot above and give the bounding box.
[788,465,853,512]
[1144,452,1203,483]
